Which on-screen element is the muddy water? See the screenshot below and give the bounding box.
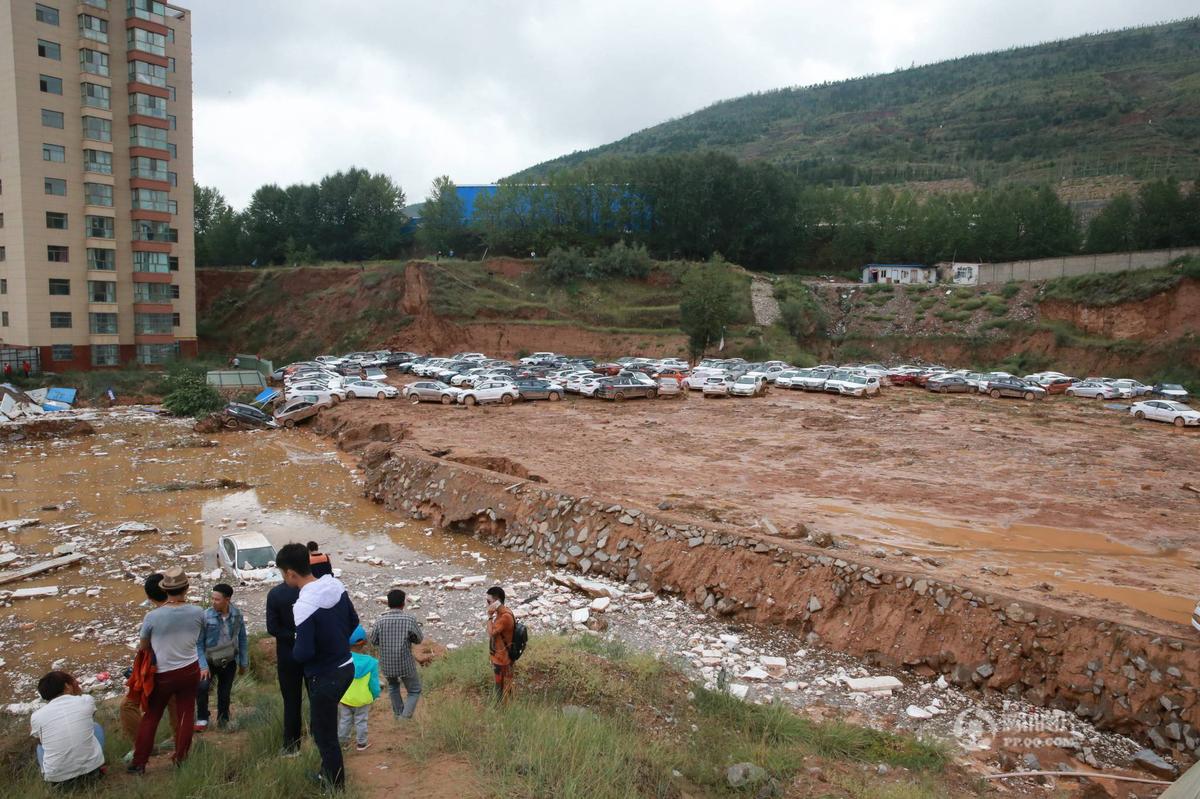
[0,410,535,701]
[810,499,1197,625]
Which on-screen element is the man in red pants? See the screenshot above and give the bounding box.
[128,567,204,774]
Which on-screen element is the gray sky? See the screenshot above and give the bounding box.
[192,1,1197,209]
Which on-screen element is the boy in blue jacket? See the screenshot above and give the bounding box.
[338,625,380,751]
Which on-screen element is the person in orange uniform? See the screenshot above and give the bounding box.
[486,586,515,703]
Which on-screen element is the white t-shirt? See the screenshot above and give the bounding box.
[140,603,204,672]
[30,694,104,782]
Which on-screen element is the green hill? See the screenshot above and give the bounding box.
[518,18,1200,187]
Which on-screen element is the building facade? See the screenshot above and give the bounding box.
[861,263,938,285]
[0,0,195,371]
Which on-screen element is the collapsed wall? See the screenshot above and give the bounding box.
[362,444,1200,759]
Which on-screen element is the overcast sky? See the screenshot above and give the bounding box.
[191,1,1196,209]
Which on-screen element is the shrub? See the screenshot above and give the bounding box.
[1000,281,1021,298]
[161,365,224,418]
[538,246,592,285]
[594,240,652,279]
[779,288,828,339]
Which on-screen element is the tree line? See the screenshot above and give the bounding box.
[197,157,1200,273]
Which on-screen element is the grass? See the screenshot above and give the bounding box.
[1037,258,1198,307]
[415,636,962,799]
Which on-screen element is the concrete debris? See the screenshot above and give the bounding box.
[589,596,611,613]
[843,675,903,694]
[110,522,158,534]
[905,705,933,719]
[8,586,60,599]
[1131,748,1178,778]
[550,572,625,599]
[726,762,768,789]
[570,608,590,625]
[0,519,39,532]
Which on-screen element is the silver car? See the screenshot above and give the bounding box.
[403,381,461,404]
[1065,381,1121,400]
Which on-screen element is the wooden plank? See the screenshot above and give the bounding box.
[0,553,85,586]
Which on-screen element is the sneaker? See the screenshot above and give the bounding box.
[194,720,208,733]
[356,742,370,752]
[125,764,145,776]
[280,747,302,759]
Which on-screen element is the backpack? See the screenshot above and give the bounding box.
[508,620,529,663]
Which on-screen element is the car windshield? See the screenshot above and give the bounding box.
[735,377,755,384]
[1162,385,1184,391]
[236,545,275,569]
[846,375,867,384]
[1163,402,1190,411]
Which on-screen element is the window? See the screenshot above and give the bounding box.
[38,39,61,60]
[84,182,113,207]
[128,0,165,22]
[131,188,168,212]
[128,60,167,87]
[48,278,70,296]
[83,149,112,175]
[172,312,180,327]
[36,4,60,25]
[137,343,178,364]
[167,85,176,101]
[168,56,176,72]
[0,247,4,263]
[166,142,177,158]
[50,312,72,329]
[41,108,64,128]
[1,312,6,327]
[45,177,67,195]
[0,213,4,228]
[92,344,119,366]
[134,281,172,302]
[168,255,179,271]
[46,211,68,229]
[86,215,114,238]
[168,171,178,187]
[135,312,173,334]
[167,27,175,43]
[42,143,65,162]
[133,219,171,241]
[130,93,167,118]
[87,248,115,270]
[167,200,177,215]
[81,82,110,110]
[40,74,63,94]
[89,282,116,303]
[51,344,74,361]
[48,245,70,262]
[0,278,5,292]
[130,124,167,149]
[133,251,169,272]
[168,227,178,242]
[127,27,165,56]
[80,48,108,77]
[82,116,112,142]
[78,14,108,43]
[170,284,180,299]
[83,0,108,8]
[167,114,176,129]
[130,156,168,181]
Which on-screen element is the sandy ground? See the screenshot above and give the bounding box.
[335,381,1200,635]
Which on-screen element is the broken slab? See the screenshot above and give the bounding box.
[589,596,611,613]
[110,522,158,534]
[550,573,625,599]
[8,586,60,599]
[570,608,590,625]
[0,553,86,586]
[0,519,39,532]
[842,675,903,694]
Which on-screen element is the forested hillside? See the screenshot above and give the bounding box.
[518,19,1200,186]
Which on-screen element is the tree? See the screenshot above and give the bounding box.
[161,366,223,418]
[679,257,740,359]
[194,185,243,266]
[1085,193,1136,253]
[417,175,468,255]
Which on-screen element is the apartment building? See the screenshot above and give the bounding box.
[0,0,195,371]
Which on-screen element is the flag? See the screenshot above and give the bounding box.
[718,335,725,352]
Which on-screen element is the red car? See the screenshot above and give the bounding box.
[1043,377,1074,395]
[593,363,624,376]
[888,372,918,386]
[914,370,947,387]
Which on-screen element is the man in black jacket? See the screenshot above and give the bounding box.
[265,578,303,756]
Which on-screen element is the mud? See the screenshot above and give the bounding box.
[1,419,95,442]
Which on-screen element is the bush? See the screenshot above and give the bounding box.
[1000,281,1021,298]
[161,365,224,418]
[538,246,592,285]
[779,290,827,339]
[594,241,652,279]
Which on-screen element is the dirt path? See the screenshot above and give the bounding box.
[749,274,781,326]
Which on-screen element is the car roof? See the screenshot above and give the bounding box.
[220,532,273,548]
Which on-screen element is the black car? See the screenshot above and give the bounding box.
[927,375,973,394]
[986,378,1046,401]
[512,378,564,401]
[595,376,658,401]
[383,351,418,368]
[222,402,278,429]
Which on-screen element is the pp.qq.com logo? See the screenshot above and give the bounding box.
[953,707,1000,749]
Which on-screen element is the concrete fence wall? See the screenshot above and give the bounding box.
[978,247,1200,285]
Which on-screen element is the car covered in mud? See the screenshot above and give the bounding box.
[512,378,564,402]
[1065,381,1123,400]
[926,374,973,393]
[273,395,325,428]
[1151,383,1191,403]
[655,377,684,398]
[459,381,520,406]
[985,378,1046,401]
[595,375,658,401]
[826,372,882,397]
[221,402,279,430]
[1129,400,1200,427]
[218,533,279,581]
[701,375,735,398]
[345,379,398,400]
[730,375,767,397]
[404,381,462,404]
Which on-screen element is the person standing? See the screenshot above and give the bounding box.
[129,567,204,774]
[266,576,304,756]
[337,626,380,751]
[276,543,359,790]
[368,589,423,719]
[3,363,12,380]
[120,574,180,762]
[307,541,333,578]
[21,360,31,378]
[195,583,248,732]
[486,586,515,704]
[30,671,106,786]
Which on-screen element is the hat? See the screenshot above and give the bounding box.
[348,624,366,645]
[160,566,189,592]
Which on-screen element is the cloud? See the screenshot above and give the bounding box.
[190,0,1197,208]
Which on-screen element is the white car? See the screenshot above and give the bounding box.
[730,375,767,397]
[286,383,347,404]
[828,373,881,397]
[1129,400,1200,428]
[975,372,1015,392]
[1112,379,1152,397]
[345,380,398,399]
[1065,381,1122,400]
[773,370,803,389]
[520,352,557,364]
[458,381,519,407]
[578,378,605,398]
[701,376,734,398]
[217,533,279,582]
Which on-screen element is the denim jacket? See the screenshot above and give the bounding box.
[198,604,249,670]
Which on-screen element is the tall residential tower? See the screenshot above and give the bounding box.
[0,0,195,371]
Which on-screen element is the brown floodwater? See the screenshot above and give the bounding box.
[0,410,534,701]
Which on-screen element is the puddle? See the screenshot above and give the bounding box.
[809,499,1197,625]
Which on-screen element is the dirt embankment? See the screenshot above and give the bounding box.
[359,444,1200,759]
[1040,279,1200,342]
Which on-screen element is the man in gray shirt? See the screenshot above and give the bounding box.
[129,567,205,774]
[368,589,423,719]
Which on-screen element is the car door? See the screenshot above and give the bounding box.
[1145,401,1168,422]
[221,538,236,571]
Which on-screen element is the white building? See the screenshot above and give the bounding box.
[936,262,981,285]
[861,264,938,285]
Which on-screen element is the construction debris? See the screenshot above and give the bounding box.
[0,553,86,586]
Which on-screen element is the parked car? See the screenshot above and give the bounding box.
[927,375,974,394]
[1151,384,1191,402]
[286,384,347,404]
[404,381,461,404]
[1065,381,1121,400]
[217,533,279,581]
[986,378,1046,401]
[829,373,882,397]
[221,402,279,430]
[794,368,834,391]
[345,380,398,400]
[1042,377,1075,395]
[274,396,324,428]
[730,375,767,397]
[459,381,520,406]
[1110,379,1152,397]
[595,375,658,401]
[1129,400,1200,428]
[513,378,564,402]
[656,377,684,398]
[701,376,734,398]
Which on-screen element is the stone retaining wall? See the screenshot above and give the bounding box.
[362,444,1200,759]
